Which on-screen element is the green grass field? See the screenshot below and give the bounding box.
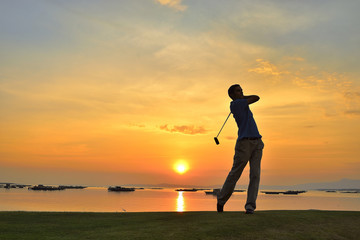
[1,211,359,240]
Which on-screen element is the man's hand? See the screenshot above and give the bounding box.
[244,95,260,104]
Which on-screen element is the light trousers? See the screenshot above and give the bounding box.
[217,138,264,211]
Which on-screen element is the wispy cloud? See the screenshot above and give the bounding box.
[225,136,236,140]
[248,59,287,76]
[155,0,187,11]
[293,72,352,92]
[160,124,207,135]
[344,91,360,98]
[344,110,360,116]
[128,123,146,128]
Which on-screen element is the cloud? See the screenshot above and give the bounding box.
[248,59,287,76]
[160,124,207,135]
[128,123,146,128]
[344,91,360,99]
[292,72,352,92]
[258,103,309,117]
[344,110,360,116]
[155,0,187,11]
[225,136,236,140]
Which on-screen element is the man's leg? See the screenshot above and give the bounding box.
[218,140,251,207]
[245,139,264,212]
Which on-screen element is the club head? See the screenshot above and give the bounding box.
[214,137,219,145]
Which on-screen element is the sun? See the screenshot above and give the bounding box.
[173,160,189,175]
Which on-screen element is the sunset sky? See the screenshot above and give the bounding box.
[1,0,359,187]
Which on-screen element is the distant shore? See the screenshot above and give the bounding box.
[1,210,359,240]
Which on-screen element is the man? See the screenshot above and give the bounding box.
[217,84,264,214]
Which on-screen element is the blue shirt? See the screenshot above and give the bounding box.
[230,99,262,140]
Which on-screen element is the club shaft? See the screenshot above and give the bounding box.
[216,112,231,138]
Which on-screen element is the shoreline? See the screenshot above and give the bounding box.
[1,209,360,213]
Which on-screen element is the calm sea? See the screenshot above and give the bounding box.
[0,187,359,212]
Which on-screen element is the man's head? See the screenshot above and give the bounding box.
[228,84,243,100]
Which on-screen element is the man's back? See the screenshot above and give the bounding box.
[230,99,261,140]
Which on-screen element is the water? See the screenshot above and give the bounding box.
[0,187,359,212]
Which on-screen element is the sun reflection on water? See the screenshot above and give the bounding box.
[176,191,185,212]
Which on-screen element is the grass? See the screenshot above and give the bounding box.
[0,210,359,240]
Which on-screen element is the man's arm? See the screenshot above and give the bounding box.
[244,95,260,104]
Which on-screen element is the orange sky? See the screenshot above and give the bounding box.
[1,0,359,186]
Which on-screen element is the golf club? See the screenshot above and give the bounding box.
[214,112,231,145]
